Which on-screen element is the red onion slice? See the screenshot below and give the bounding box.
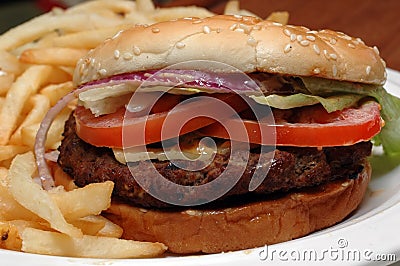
[34,87,88,190]
[80,69,263,94]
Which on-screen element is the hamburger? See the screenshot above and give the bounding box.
[52,15,399,254]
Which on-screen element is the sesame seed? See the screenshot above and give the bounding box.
[323,49,330,59]
[98,69,107,76]
[203,25,211,34]
[284,43,292,53]
[366,65,371,75]
[348,43,356,49]
[90,58,96,67]
[290,33,296,42]
[183,17,193,20]
[283,28,291,37]
[356,37,365,44]
[307,30,318,34]
[306,35,316,41]
[296,35,303,42]
[234,14,243,19]
[330,53,338,60]
[247,36,257,46]
[123,52,133,60]
[234,28,245,33]
[114,49,120,59]
[342,35,352,41]
[373,46,380,55]
[192,19,203,24]
[133,46,141,56]
[272,22,282,26]
[229,23,238,31]
[216,28,222,33]
[238,23,251,33]
[313,68,321,74]
[330,38,337,45]
[176,42,186,49]
[313,44,320,55]
[332,65,338,77]
[300,40,310,46]
[151,28,160,33]
[341,181,350,187]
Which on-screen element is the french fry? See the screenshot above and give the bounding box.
[0,50,22,75]
[0,51,21,94]
[0,184,41,222]
[0,74,15,96]
[0,12,125,51]
[20,107,72,150]
[9,152,82,237]
[49,181,114,221]
[149,7,214,22]
[0,220,52,251]
[66,0,136,15]
[20,47,88,67]
[22,228,167,258]
[136,0,155,12]
[224,0,240,15]
[0,65,66,145]
[69,216,107,236]
[267,11,290,25]
[41,67,72,85]
[223,0,260,18]
[0,145,30,162]
[96,216,123,238]
[52,25,131,49]
[0,221,22,251]
[9,94,50,145]
[67,215,123,238]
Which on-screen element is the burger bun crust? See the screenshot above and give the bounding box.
[74,15,386,86]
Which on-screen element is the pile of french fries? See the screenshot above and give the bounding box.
[0,0,288,259]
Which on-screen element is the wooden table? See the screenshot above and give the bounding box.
[159,0,400,71]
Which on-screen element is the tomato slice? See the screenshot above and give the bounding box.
[75,93,249,148]
[199,101,383,147]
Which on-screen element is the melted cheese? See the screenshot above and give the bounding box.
[112,136,222,164]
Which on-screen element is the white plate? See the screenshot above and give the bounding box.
[1,69,400,266]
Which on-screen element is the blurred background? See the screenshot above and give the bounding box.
[0,0,399,69]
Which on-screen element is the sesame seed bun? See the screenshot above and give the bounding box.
[104,159,371,254]
[74,15,386,86]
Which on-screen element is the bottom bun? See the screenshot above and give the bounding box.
[104,160,371,254]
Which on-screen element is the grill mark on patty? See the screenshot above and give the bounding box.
[58,113,372,208]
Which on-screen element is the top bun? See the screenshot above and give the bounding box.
[74,15,386,86]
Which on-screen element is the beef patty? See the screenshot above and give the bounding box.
[58,113,372,208]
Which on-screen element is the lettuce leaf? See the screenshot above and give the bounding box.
[250,93,364,113]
